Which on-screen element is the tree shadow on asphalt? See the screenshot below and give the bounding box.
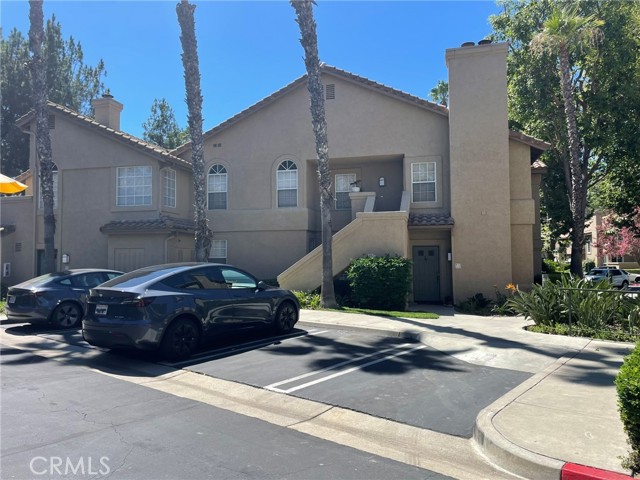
[262,331,471,375]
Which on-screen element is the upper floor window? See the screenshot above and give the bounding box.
[117,166,152,206]
[207,164,227,210]
[335,173,356,210]
[39,162,58,209]
[163,169,176,208]
[277,160,298,208]
[411,162,436,202]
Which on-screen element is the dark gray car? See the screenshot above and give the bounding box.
[5,269,123,328]
[82,262,300,360]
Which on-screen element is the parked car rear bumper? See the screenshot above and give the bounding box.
[5,306,50,323]
[82,321,160,351]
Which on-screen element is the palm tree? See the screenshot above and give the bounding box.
[531,5,603,277]
[429,80,448,106]
[176,0,212,262]
[29,0,56,273]
[290,0,337,308]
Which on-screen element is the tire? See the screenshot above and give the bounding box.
[273,302,298,333]
[621,281,629,290]
[160,317,200,360]
[52,302,83,329]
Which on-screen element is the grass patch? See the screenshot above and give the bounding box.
[0,301,4,314]
[527,323,639,343]
[328,307,439,319]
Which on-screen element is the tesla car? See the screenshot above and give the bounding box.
[82,262,300,360]
[5,269,123,328]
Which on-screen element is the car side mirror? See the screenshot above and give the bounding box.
[257,281,269,291]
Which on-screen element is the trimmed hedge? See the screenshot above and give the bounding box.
[616,343,640,474]
[346,255,412,311]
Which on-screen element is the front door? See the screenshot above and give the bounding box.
[413,246,440,302]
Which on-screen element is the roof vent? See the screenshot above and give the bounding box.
[325,84,335,100]
[461,41,475,47]
[478,39,492,45]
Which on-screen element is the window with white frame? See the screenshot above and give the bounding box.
[207,164,227,210]
[335,173,356,210]
[411,162,436,202]
[209,239,227,264]
[585,234,592,255]
[277,160,298,207]
[116,166,152,206]
[39,162,58,209]
[163,168,176,208]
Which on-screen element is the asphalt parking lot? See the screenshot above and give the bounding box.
[2,322,531,438]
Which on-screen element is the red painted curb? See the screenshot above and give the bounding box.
[561,463,633,480]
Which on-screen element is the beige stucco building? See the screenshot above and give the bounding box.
[1,42,549,303]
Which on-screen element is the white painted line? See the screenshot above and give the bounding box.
[278,344,427,393]
[264,343,419,391]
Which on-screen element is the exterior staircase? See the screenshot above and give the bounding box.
[278,192,410,291]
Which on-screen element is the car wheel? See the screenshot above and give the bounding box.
[621,280,629,290]
[160,317,200,360]
[52,302,82,329]
[274,302,298,333]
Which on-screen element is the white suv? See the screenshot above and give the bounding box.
[585,268,630,289]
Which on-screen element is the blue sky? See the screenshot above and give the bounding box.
[1,1,502,139]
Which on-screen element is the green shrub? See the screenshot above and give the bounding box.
[457,293,493,315]
[346,255,412,311]
[542,259,569,274]
[293,291,321,310]
[583,260,596,273]
[616,343,640,475]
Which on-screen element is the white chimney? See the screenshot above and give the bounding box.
[91,93,123,131]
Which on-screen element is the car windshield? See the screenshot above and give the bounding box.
[588,269,605,275]
[99,265,191,289]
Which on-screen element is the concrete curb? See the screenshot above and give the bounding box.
[473,352,580,480]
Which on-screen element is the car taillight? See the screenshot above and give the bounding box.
[121,297,155,307]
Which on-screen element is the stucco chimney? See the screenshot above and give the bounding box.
[445,42,511,302]
[91,93,123,131]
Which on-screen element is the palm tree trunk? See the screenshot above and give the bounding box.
[291,0,337,308]
[177,0,211,262]
[558,44,586,276]
[29,0,56,274]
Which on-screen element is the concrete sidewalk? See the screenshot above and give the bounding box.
[299,306,635,480]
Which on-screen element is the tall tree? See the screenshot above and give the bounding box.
[429,80,448,106]
[491,0,639,276]
[530,4,603,276]
[28,0,55,273]
[142,98,189,149]
[1,17,107,177]
[176,0,212,262]
[291,0,337,308]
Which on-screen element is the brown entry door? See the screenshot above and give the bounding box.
[413,246,440,302]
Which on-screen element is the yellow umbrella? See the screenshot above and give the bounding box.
[0,173,28,194]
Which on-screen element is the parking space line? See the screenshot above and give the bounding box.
[265,343,424,393]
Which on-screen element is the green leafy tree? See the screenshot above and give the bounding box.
[176,0,212,262]
[491,0,640,276]
[142,98,189,149]
[291,0,337,309]
[429,80,448,106]
[29,0,55,274]
[1,15,107,177]
[529,4,603,276]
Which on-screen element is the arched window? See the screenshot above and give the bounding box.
[207,164,227,210]
[39,162,58,209]
[277,160,298,208]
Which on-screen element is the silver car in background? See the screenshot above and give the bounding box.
[584,268,630,289]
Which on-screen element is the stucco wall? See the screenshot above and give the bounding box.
[1,196,35,285]
[447,43,512,302]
